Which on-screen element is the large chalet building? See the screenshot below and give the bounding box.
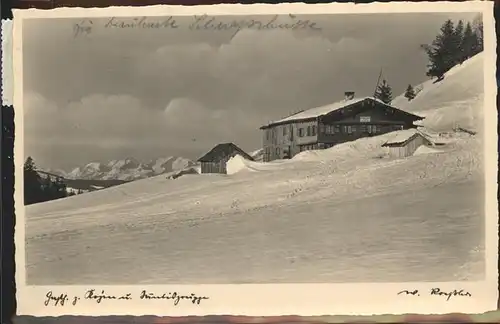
[259,92,425,162]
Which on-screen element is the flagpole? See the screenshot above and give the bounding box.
[373,67,383,97]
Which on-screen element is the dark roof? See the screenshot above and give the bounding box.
[198,143,255,162]
[260,97,424,129]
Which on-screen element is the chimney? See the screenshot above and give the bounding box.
[344,91,355,100]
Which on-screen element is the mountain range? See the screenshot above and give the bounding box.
[45,148,263,182]
[46,156,198,181]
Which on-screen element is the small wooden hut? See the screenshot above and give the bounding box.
[382,129,433,158]
[198,143,254,174]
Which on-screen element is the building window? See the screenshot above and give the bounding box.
[301,145,314,152]
[276,147,280,156]
[322,125,340,135]
[306,126,312,136]
[312,125,317,136]
[301,144,318,151]
[298,128,304,137]
[283,127,287,136]
[319,125,325,133]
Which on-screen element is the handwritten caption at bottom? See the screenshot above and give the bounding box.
[397,288,472,301]
[44,289,209,307]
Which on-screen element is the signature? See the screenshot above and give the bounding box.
[398,288,472,301]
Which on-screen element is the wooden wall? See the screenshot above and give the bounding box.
[200,154,236,174]
[201,161,225,174]
[386,134,430,158]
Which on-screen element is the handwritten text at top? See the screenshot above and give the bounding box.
[73,14,322,38]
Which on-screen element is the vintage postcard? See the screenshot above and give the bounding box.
[12,1,498,316]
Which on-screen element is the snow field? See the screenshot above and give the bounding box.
[25,53,487,284]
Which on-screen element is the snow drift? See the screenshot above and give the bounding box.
[226,154,269,175]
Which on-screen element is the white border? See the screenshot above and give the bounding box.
[12,1,499,316]
[2,19,13,106]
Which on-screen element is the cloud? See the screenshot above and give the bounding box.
[134,29,374,118]
[23,92,263,168]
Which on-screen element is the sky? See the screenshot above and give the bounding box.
[23,12,480,170]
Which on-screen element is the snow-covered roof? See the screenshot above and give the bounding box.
[383,129,430,146]
[262,97,398,128]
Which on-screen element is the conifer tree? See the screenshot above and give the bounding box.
[24,156,43,205]
[472,15,484,53]
[23,156,70,205]
[425,19,458,80]
[404,84,416,101]
[424,18,484,81]
[461,22,476,61]
[53,177,68,199]
[453,20,465,63]
[374,79,393,105]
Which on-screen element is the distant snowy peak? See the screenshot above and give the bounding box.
[64,156,196,181]
[107,157,140,170]
[150,156,195,174]
[68,162,110,180]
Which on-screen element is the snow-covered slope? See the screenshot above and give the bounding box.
[393,53,484,132]
[26,56,486,285]
[63,156,196,181]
